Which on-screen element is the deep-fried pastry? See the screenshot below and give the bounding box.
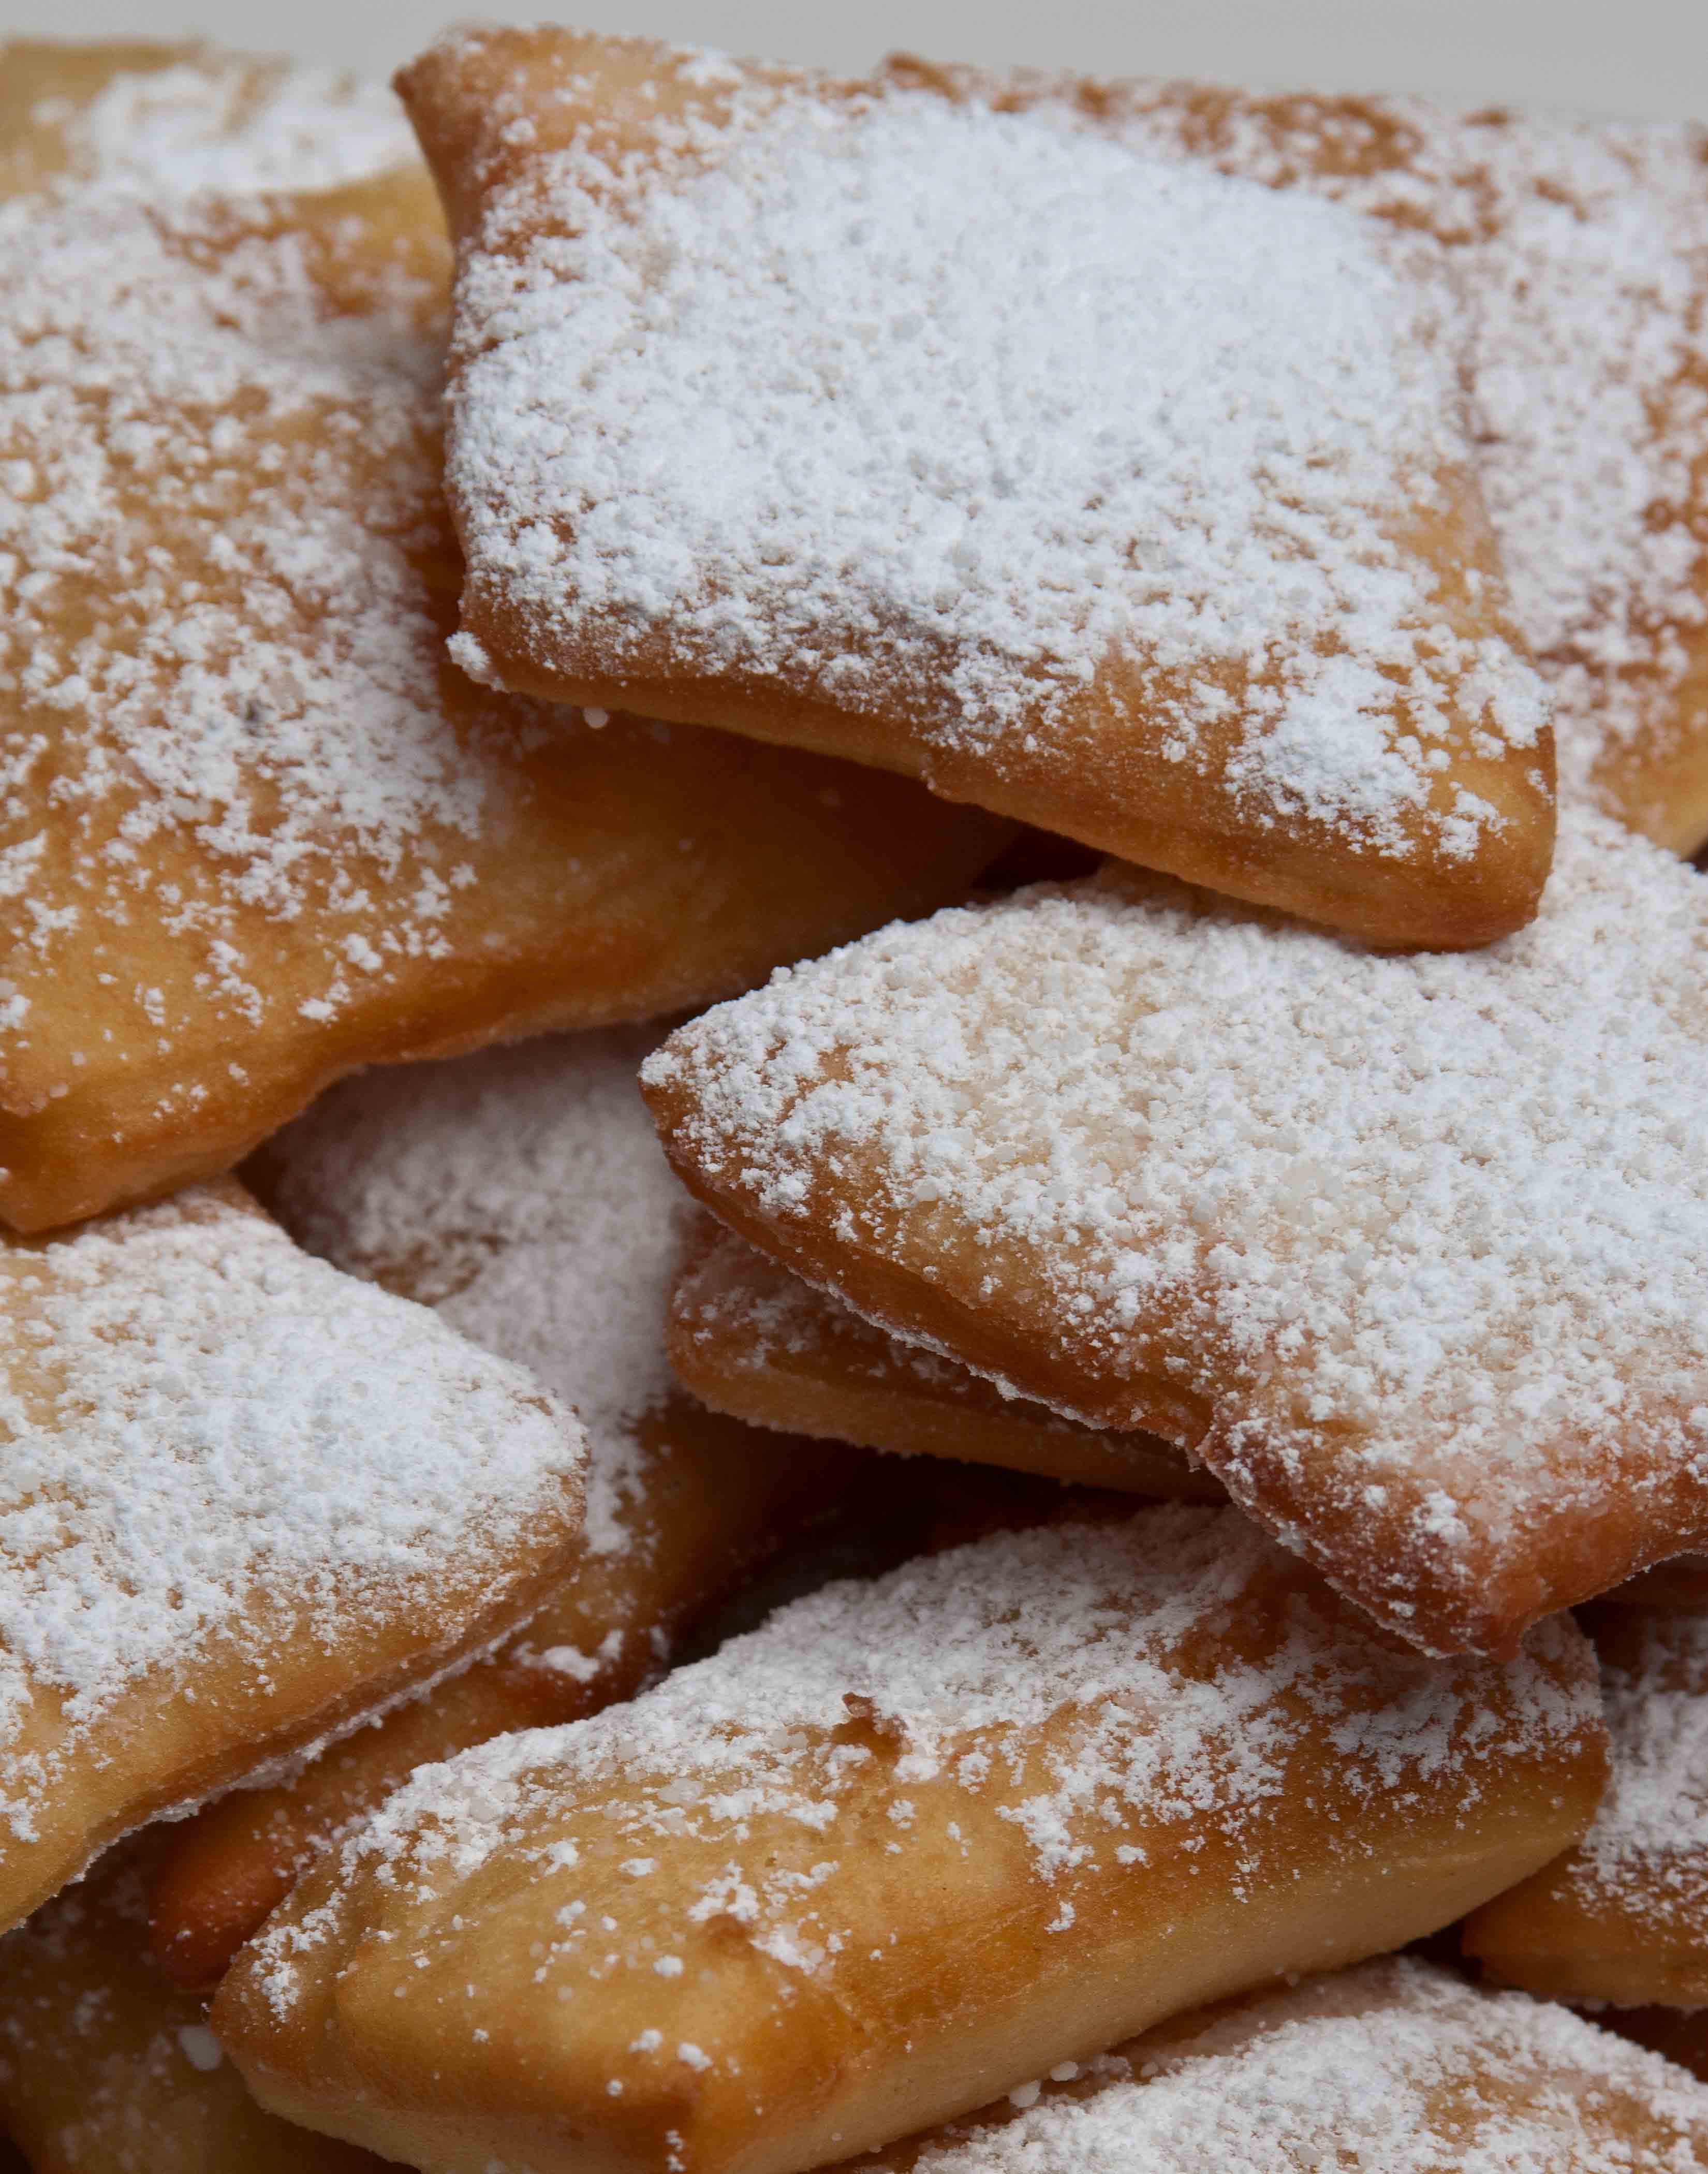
[884,56,1708,855]
[670,1212,1221,1497]
[147,1026,855,1989]
[213,1505,1603,2173]
[0,1837,389,2173]
[0,37,417,201]
[396,27,1556,952]
[646,807,1708,1658]
[0,1177,583,1934]
[1464,1606,1708,2005]
[0,172,1008,1234]
[838,1955,1708,2172]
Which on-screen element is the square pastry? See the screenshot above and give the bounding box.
[0,1179,584,1933]
[399,28,1556,951]
[647,807,1708,1657]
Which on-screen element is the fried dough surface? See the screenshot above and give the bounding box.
[149,1028,855,1989]
[0,1177,584,1935]
[1465,1606,1708,2004]
[0,171,1008,1235]
[214,1506,1602,2174]
[670,1213,1221,1497]
[646,809,1708,1658]
[0,37,416,201]
[0,1838,393,2173]
[883,56,1708,856]
[840,1955,1708,2172]
[396,27,1555,952]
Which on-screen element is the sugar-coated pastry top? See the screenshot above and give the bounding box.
[858,1956,1708,2172]
[0,181,504,1045]
[14,46,417,198]
[1559,1614,1708,1934]
[260,1026,693,1558]
[242,1505,1597,2027]
[0,1184,583,1839]
[646,809,1708,1652]
[891,61,1708,830]
[440,41,1545,863]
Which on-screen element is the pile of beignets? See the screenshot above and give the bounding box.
[1,23,1706,2173]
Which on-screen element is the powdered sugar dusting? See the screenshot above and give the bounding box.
[31,56,417,198]
[0,180,543,1060]
[448,67,1545,858]
[868,1956,1708,2172]
[244,1506,1596,2031]
[646,807,1708,1650]
[260,1026,691,1558]
[0,1185,584,1847]
[1550,1614,1708,1937]
[894,65,1708,825]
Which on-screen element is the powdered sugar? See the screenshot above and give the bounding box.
[447,65,1545,859]
[894,64,1708,824]
[1550,1614,1708,1937]
[870,1956,1708,2172]
[0,1185,584,1848]
[28,54,418,198]
[246,1505,1595,2031]
[259,1026,691,1557]
[646,807,1708,1651]
[0,179,537,1059]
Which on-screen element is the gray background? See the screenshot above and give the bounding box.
[1,0,1705,120]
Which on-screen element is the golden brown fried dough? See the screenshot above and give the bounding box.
[149,1028,857,1991]
[646,809,1708,1658]
[670,1212,1221,1497]
[0,1838,392,2174]
[396,27,1555,952]
[837,1955,1708,2173]
[0,1177,583,1935]
[213,1506,1603,2174]
[0,36,416,201]
[883,54,1708,855]
[0,172,1008,1235]
[1464,1606,1708,2005]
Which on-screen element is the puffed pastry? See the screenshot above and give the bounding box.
[881,55,1708,856]
[670,1212,1221,1497]
[0,170,1008,1234]
[0,1837,390,2174]
[836,1955,1708,2173]
[212,1506,1604,2174]
[647,807,1708,1659]
[148,1025,855,1990]
[1464,1605,1708,2005]
[395,27,1557,953]
[0,36,418,201]
[0,1176,584,1935]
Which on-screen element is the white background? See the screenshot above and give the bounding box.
[1,0,1705,120]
